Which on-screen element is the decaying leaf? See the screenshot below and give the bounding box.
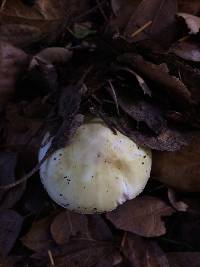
[118,98,166,134]
[115,117,189,151]
[0,0,89,46]
[171,40,200,62]
[50,211,89,245]
[106,196,174,237]
[0,42,29,104]
[122,233,169,267]
[0,210,23,256]
[54,241,114,267]
[152,134,200,191]
[177,13,200,34]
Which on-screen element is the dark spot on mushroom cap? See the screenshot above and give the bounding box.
[142,162,144,165]
[53,157,57,160]
[59,153,62,156]
[143,155,146,158]
[60,194,63,196]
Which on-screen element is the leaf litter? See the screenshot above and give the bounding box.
[0,0,200,266]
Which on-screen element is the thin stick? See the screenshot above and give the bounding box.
[108,80,119,115]
[48,250,55,266]
[178,35,189,43]
[131,21,152,38]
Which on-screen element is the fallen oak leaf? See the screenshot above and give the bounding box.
[106,196,174,237]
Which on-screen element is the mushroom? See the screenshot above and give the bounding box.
[39,118,152,214]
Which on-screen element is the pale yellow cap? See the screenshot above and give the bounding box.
[39,119,152,213]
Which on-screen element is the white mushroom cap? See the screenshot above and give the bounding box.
[39,119,152,214]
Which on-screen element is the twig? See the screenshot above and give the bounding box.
[108,80,119,115]
[177,35,189,43]
[48,250,55,266]
[0,0,7,10]
[131,21,152,38]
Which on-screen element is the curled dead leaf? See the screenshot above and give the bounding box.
[177,13,200,34]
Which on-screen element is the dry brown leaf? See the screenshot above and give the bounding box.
[0,0,89,47]
[54,242,114,267]
[106,196,174,237]
[110,0,140,32]
[21,216,55,252]
[118,98,166,134]
[167,252,200,267]
[122,233,169,267]
[50,211,89,245]
[177,13,200,34]
[0,42,29,104]
[152,134,200,191]
[125,0,177,42]
[116,117,189,151]
[0,210,23,256]
[171,41,200,62]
